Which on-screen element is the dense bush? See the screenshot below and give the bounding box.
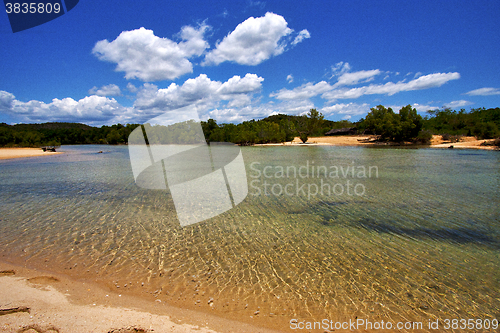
[358,105,423,142]
[415,130,433,144]
[423,107,500,138]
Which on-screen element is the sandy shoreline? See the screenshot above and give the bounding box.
[258,135,499,150]
[1,136,497,160]
[0,261,282,333]
[0,148,62,160]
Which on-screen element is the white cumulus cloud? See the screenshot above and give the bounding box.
[88,84,121,96]
[133,73,264,121]
[92,25,210,82]
[0,91,130,125]
[0,90,15,111]
[204,12,305,66]
[127,83,138,93]
[217,73,264,95]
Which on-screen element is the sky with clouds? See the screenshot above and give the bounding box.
[1,0,499,126]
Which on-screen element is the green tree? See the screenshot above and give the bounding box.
[201,119,219,142]
[106,129,121,145]
[398,105,423,141]
[279,118,296,142]
[362,105,423,142]
[363,105,400,140]
[296,109,325,143]
[307,108,325,136]
[297,115,310,143]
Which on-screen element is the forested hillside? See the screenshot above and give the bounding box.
[0,123,140,147]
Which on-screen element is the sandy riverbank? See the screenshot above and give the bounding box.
[262,135,499,150]
[0,262,281,333]
[0,148,62,160]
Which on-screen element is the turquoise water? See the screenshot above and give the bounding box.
[0,145,499,331]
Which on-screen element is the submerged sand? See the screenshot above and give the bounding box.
[0,263,280,333]
[0,148,61,160]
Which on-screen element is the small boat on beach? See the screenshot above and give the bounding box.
[41,146,59,152]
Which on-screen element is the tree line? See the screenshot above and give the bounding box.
[0,106,498,148]
[0,122,140,147]
[358,105,499,143]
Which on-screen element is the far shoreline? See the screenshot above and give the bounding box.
[1,134,497,162]
[256,135,499,151]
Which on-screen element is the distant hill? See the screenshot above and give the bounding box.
[8,122,95,131]
[0,122,139,147]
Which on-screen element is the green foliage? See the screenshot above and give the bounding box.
[362,105,398,140]
[260,111,334,137]
[423,107,500,138]
[306,108,325,135]
[2,107,498,147]
[299,132,309,143]
[279,118,296,141]
[201,110,327,145]
[143,120,205,144]
[359,105,500,143]
[293,109,326,142]
[359,105,423,142]
[0,122,140,147]
[398,105,423,141]
[473,121,498,139]
[415,130,433,144]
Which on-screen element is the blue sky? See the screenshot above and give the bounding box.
[1,0,499,126]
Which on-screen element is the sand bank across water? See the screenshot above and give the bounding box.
[261,135,499,150]
[0,148,62,160]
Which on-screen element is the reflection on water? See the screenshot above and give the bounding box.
[0,145,499,331]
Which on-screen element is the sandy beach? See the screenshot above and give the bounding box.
[278,135,498,150]
[0,262,280,333]
[1,136,496,159]
[0,148,62,160]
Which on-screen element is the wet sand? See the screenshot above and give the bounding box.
[0,262,282,333]
[0,148,62,160]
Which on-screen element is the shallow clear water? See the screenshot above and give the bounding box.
[0,145,499,331]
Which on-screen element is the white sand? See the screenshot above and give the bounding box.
[261,135,498,150]
[0,148,61,160]
[0,276,219,333]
